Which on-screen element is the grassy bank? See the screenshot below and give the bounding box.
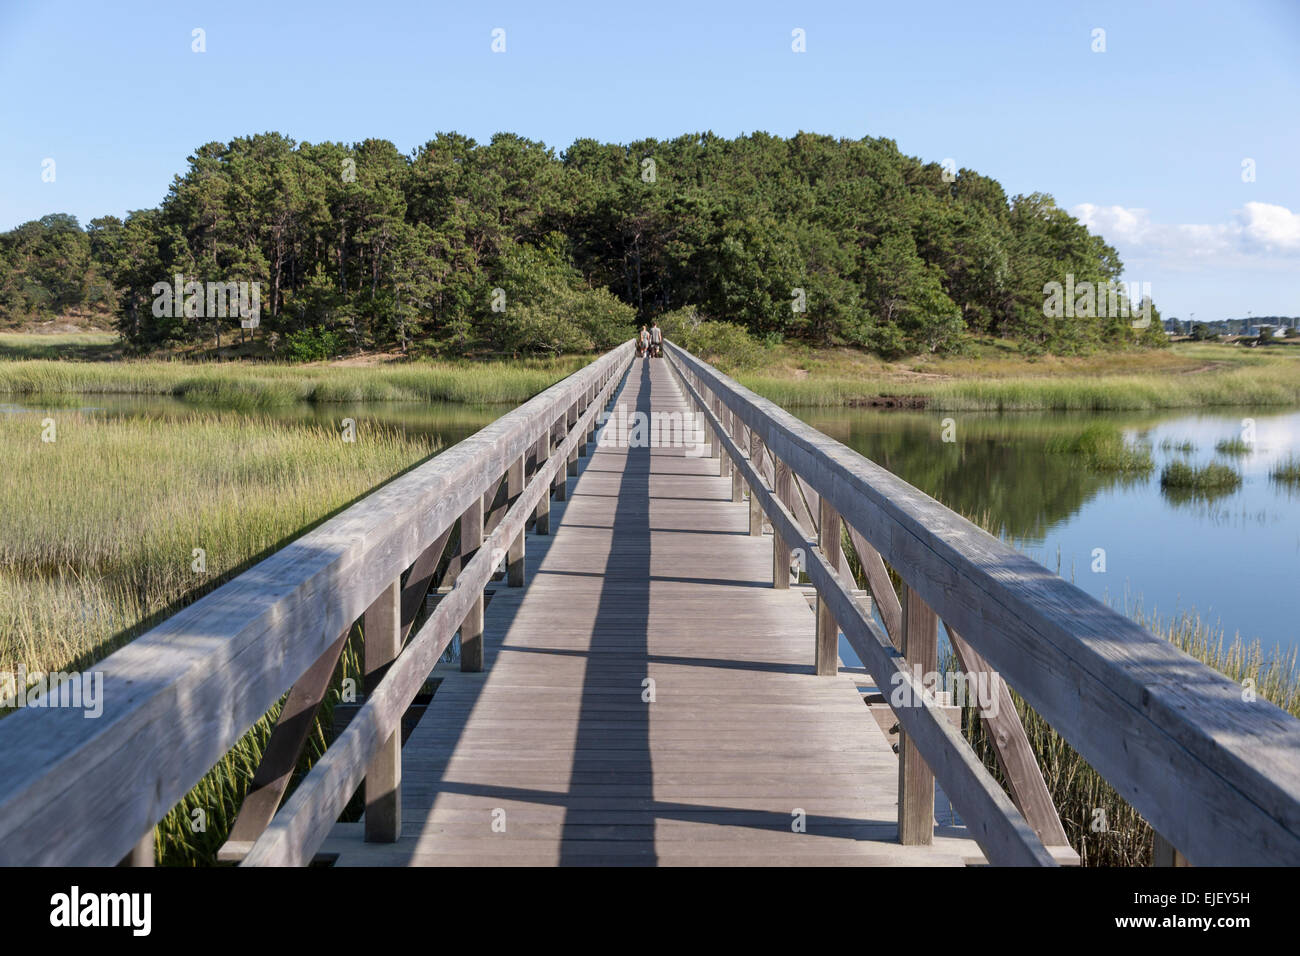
[0,352,583,407]
[0,409,439,864]
[738,341,1300,411]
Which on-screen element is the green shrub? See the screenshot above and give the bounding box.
[282,327,347,363]
[656,306,766,371]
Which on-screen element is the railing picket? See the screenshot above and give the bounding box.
[816,498,841,676]
[459,497,485,672]
[507,454,525,587]
[363,580,402,843]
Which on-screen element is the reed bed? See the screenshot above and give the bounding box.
[1044,423,1154,474]
[0,409,439,864]
[0,356,582,407]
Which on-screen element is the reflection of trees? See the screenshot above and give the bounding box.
[805,413,1134,541]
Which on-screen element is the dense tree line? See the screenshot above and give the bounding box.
[0,131,1166,356]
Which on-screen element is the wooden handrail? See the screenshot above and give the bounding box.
[0,341,633,867]
[664,339,1300,866]
[664,351,1055,865]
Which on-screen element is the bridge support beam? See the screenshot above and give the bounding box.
[749,433,765,535]
[460,497,485,672]
[816,499,842,675]
[567,402,580,472]
[364,579,402,842]
[897,581,938,845]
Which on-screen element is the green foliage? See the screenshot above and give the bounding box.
[1,131,1159,358]
[282,326,346,362]
[656,306,766,371]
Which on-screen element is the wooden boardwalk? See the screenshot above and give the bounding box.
[328,357,981,866]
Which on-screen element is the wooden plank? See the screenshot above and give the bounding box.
[459,496,485,673]
[665,340,1300,866]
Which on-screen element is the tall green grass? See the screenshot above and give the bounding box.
[1044,423,1154,474]
[1272,455,1300,484]
[1160,460,1242,494]
[0,410,439,864]
[0,356,583,407]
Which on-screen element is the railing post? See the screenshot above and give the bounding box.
[748,431,765,535]
[772,457,792,589]
[897,581,938,845]
[567,402,580,473]
[816,499,841,676]
[554,418,569,501]
[507,454,525,587]
[364,579,401,842]
[535,432,552,534]
[1153,831,1190,867]
[118,833,154,866]
[709,394,720,461]
[718,400,731,480]
[460,497,485,672]
[731,416,745,503]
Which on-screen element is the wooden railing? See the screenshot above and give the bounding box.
[0,341,634,867]
[663,339,1300,867]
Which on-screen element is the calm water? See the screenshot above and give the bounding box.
[797,405,1300,659]
[7,395,1299,658]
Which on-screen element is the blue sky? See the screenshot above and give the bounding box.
[2,0,1297,322]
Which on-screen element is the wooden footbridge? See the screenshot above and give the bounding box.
[3,341,1299,867]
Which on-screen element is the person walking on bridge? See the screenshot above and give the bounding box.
[649,320,663,358]
[638,325,649,358]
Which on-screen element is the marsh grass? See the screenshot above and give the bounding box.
[1214,437,1252,456]
[1158,438,1196,454]
[0,409,439,864]
[1271,455,1300,484]
[741,343,1300,410]
[1160,460,1243,494]
[0,355,583,407]
[1044,423,1154,474]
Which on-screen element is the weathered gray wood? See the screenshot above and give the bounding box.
[535,433,552,535]
[324,356,986,868]
[0,341,633,867]
[842,526,1072,855]
[507,455,525,587]
[400,528,453,641]
[772,457,792,590]
[242,350,628,866]
[665,340,1300,866]
[117,833,153,867]
[897,582,938,846]
[219,626,351,862]
[748,432,766,536]
[666,356,1054,865]
[364,580,402,842]
[816,497,841,677]
[459,492,485,673]
[1152,831,1190,867]
[946,626,1072,851]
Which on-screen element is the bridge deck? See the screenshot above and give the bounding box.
[328,358,981,865]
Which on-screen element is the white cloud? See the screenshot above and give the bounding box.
[1071,201,1300,263]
